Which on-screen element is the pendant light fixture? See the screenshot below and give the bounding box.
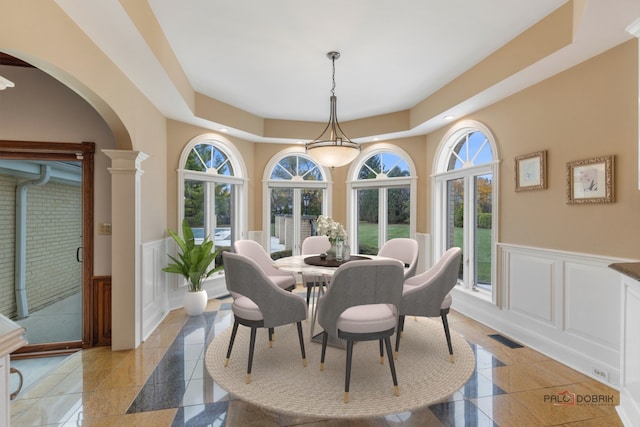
[305,51,360,168]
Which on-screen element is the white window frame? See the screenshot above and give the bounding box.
[177,133,248,248]
[346,143,417,252]
[262,147,332,254]
[432,120,499,304]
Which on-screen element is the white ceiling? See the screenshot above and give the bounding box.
[54,0,640,142]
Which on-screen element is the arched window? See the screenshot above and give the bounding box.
[178,134,247,259]
[347,145,416,255]
[433,120,498,299]
[263,150,330,256]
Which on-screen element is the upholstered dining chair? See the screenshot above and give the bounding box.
[377,238,419,279]
[233,239,296,292]
[394,246,462,362]
[301,235,332,307]
[222,251,307,384]
[317,259,404,403]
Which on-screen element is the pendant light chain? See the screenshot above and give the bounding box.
[331,55,336,97]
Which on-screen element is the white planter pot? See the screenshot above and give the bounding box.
[183,289,208,316]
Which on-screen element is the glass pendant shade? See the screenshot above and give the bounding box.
[306,142,361,168]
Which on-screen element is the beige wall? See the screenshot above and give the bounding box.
[0,65,115,276]
[427,40,639,259]
[1,1,169,243]
[166,35,638,262]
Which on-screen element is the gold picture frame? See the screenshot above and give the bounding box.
[566,155,614,204]
[515,150,546,191]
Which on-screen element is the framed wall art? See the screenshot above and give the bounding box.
[566,155,614,204]
[515,150,546,191]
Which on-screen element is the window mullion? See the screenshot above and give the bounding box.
[379,187,387,248]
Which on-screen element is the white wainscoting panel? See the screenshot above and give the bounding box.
[507,253,556,326]
[618,273,640,426]
[140,239,170,341]
[452,243,631,388]
[564,260,620,349]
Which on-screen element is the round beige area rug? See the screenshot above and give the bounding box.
[205,316,475,419]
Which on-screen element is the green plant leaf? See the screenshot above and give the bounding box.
[164,219,222,293]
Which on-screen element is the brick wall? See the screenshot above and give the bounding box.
[0,175,82,319]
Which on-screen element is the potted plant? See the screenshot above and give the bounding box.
[163,219,222,316]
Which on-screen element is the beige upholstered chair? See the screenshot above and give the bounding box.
[317,259,404,403]
[394,247,462,362]
[377,238,419,279]
[233,239,296,291]
[222,252,307,383]
[301,235,332,307]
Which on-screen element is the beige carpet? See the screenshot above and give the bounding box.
[205,316,475,419]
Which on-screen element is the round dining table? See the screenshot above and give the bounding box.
[273,254,406,347]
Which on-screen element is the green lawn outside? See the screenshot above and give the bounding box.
[453,226,492,285]
[358,224,491,285]
[357,223,409,254]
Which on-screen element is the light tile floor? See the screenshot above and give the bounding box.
[10,287,622,426]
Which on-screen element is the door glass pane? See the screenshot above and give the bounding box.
[357,188,379,254]
[475,174,493,290]
[184,179,205,239]
[301,188,323,241]
[387,186,410,239]
[214,182,233,257]
[447,178,464,281]
[270,188,293,257]
[10,161,83,345]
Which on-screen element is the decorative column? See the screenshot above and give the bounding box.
[103,150,148,350]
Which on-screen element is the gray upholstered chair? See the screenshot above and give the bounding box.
[317,259,404,403]
[377,238,419,279]
[222,251,307,383]
[301,235,332,307]
[233,239,296,292]
[394,247,462,362]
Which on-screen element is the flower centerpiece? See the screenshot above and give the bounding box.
[315,215,347,259]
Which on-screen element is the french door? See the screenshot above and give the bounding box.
[443,167,494,293]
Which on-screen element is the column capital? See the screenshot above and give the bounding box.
[103,149,149,172]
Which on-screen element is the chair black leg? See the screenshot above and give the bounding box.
[441,312,454,363]
[394,315,405,359]
[296,321,307,367]
[268,327,274,347]
[320,331,328,371]
[306,284,313,307]
[384,336,400,396]
[379,339,384,364]
[224,319,240,367]
[344,339,354,403]
[246,326,257,384]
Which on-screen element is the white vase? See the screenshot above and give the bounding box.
[183,289,208,316]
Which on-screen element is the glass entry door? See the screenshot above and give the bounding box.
[11,160,84,345]
[0,141,95,356]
